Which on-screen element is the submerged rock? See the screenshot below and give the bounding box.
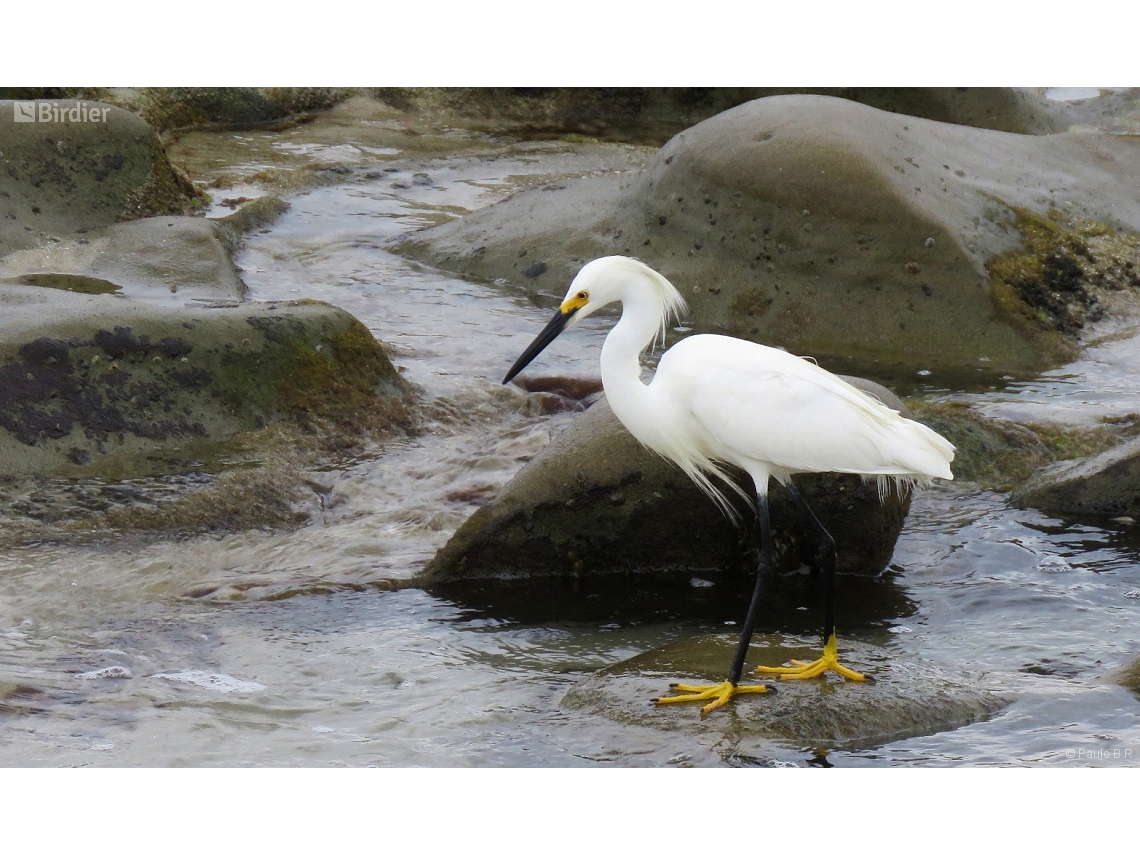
[906,400,1128,492]
[1013,436,1140,518]
[397,95,1140,376]
[1104,654,1140,693]
[418,376,911,588]
[563,633,1010,750]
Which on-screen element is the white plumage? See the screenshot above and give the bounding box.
[562,256,954,515]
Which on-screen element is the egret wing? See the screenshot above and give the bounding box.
[659,336,952,478]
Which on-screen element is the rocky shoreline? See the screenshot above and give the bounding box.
[4,89,1140,564]
[1,99,416,536]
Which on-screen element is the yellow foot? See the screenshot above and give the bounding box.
[656,679,773,717]
[753,634,867,682]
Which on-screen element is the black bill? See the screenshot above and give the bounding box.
[502,307,577,384]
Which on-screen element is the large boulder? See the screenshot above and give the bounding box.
[0,99,201,255]
[370,87,1069,142]
[0,286,414,479]
[1013,436,1140,519]
[396,95,1140,376]
[417,376,912,589]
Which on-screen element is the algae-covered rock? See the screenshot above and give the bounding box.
[563,633,1010,750]
[0,287,414,478]
[396,95,1140,376]
[1104,654,1140,693]
[906,400,1128,492]
[0,99,202,254]
[418,376,911,588]
[138,88,353,133]
[1013,436,1140,518]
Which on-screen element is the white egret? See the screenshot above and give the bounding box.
[504,256,955,716]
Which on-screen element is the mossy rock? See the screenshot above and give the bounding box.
[418,377,911,590]
[1013,435,1140,518]
[1104,654,1140,694]
[0,288,414,479]
[563,633,1011,750]
[0,99,202,256]
[396,95,1140,377]
[906,400,1129,492]
[138,88,354,133]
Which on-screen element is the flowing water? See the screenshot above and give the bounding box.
[2,111,1139,766]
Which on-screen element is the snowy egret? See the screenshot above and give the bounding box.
[504,256,955,716]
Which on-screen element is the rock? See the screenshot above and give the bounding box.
[396,95,1140,376]
[137,88,353,133]
[0,216,246,304]
[0,287,415,478]
[213,196,291,251]
[0,99,202,255]
[1104,654,1140,693]
[1013,436,1140,518]
[417,376,911,589]
[906,400,1127,492]
[0,97,411,504]
[370,87,1069,143]
[562,633,1010,750]
[0,197,291,305]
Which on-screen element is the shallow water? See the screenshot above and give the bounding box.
[2,116,1139,766]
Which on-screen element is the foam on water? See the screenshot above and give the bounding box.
[154,671,266,694]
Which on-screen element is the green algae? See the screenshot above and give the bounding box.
[908,399,1135,491]
[987,205,1140,341]
[214,313,414,436]
[4,273,120,295]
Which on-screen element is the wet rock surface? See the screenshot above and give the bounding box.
[563,633,1011,750]
[136,88,353,133]
[0,102,413,486]
[0,216,246,304]
[1105,654,1140,693]
[396,95,1140,377]
[418,377,911,588]
[1013,436,1140,518]
[0,99,201,255]
[0,289,414,479]
[369,87,1069,143]
[907,400,1133,492]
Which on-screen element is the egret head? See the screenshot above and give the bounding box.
[503,256,686,384]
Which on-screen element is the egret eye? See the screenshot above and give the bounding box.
[577,290,588,301]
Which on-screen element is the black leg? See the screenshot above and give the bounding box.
[783,481,837,646]
[725,493,776,685]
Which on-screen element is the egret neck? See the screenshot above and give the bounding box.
[599,283,668,453]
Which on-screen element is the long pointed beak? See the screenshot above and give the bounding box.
[502,307,577,384]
